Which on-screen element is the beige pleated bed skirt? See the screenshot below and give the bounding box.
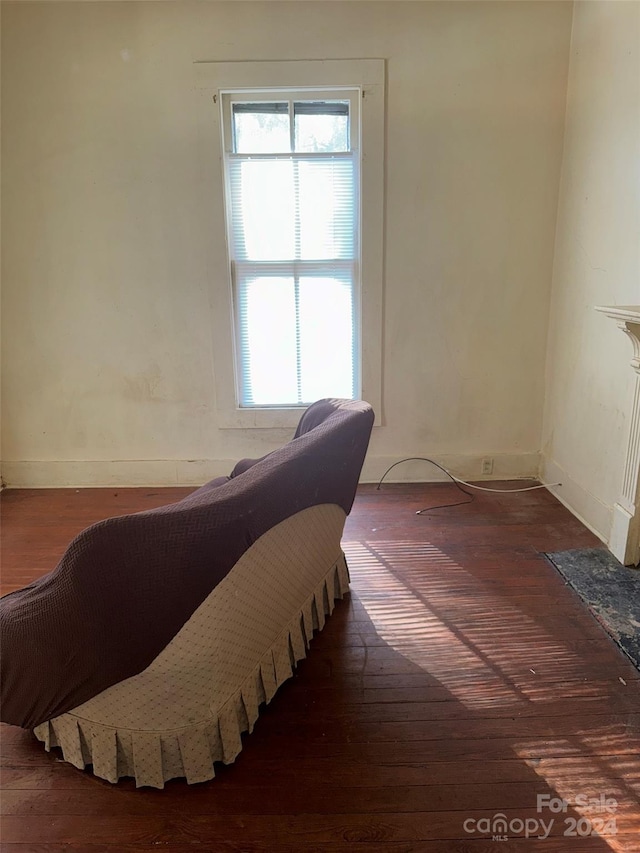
[34,503,350,788]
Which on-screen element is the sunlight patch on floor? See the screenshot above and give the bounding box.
[343,540,622,706]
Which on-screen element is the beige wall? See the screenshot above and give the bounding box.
[542,0,640,542]
[1,1,572,487]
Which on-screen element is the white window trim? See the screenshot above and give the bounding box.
[195,59,384,428]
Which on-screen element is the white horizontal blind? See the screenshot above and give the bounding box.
[223,96,359,408]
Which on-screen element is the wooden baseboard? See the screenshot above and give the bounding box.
[2,452,540,489]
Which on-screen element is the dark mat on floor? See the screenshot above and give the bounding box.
[546,547,640,671]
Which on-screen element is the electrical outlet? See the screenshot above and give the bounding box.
[481,457,494,475]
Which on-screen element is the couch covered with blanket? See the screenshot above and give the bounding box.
[0,398,374,787]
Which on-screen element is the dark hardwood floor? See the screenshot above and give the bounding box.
[1,483,639,852]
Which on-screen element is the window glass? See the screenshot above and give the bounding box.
[297,158,355,260]
[236,274,355,406]
[232,103,290,153]
[294,101,350,153]
[232,100,350,154]
[298,276,354,401]
[228,159,295,260]
[238,277,298,405]
[222,88,362,408]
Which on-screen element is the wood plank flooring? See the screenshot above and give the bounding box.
[1,483,639,851]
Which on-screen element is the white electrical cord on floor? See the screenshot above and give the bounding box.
[376,457,561,492]
[448,477,562,493]
[376,457,561,514]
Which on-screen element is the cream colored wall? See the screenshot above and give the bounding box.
[541,0,640,541]
[1,1,572,487]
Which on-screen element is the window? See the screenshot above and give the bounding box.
[196,60,384,427]
[222,91,359,408]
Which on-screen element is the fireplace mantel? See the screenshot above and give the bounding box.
[595,305,640,371]
[595,305,640,565]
